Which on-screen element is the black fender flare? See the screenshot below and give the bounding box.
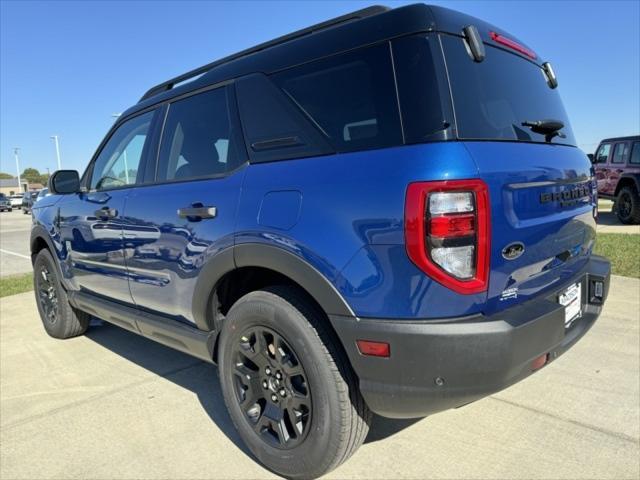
[191,243,355,331]
[615,174,640,196]
[30,225,71,290]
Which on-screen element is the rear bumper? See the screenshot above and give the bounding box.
[330,255,610,418]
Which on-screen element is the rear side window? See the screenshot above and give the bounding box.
[595,143,611,164]
[157,87,243,182]
[271,43,403,152]
[630,142,640,165]
[611,142,629,164]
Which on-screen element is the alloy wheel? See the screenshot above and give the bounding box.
[232,326,312,449]
[37,266,59,325]
[618,192,632,220]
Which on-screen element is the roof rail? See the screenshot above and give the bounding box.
[138,5,390,103]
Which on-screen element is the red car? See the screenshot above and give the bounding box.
[593,135,640,224]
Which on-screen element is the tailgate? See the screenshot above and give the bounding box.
[464,141,597,316]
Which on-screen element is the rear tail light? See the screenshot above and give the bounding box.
[405,179,490,294]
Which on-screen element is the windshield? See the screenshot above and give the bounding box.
[441,34,576,146]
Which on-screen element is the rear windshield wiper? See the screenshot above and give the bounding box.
[521,119,566,143]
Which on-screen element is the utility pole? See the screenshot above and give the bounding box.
[13,147,22,192]
[50,135,62,170]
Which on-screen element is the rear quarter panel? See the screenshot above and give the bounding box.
[236,142,487,319]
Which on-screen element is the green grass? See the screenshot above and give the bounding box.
[594,233,640,279]
[0,273,34,298]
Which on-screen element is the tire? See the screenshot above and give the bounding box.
[218,286,371,479]
[33,249,90,339]
[615,186,640,224]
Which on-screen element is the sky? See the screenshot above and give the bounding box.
[1,0,639,176]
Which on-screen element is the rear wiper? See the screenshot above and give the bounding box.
[521,119,566,143]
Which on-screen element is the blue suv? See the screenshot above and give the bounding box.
[31,4,610,478]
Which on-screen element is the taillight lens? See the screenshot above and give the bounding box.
[405,179,490,294]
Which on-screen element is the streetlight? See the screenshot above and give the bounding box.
[13,148,22,192]
[50,135,62,171]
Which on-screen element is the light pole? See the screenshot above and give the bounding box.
[50,135,62,171]
[13,148,22,192]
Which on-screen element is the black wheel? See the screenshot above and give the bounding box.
[218,286,371,479]
[33,249,89,339]
[615,186,640,224]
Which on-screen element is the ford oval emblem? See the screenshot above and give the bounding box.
[502,242,525,260]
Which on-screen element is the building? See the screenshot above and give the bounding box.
[0,178,30,196]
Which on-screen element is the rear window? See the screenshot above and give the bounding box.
[271,43,403,153]
[441,35,576,146]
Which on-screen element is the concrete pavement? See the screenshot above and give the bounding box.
[1,276,639,479]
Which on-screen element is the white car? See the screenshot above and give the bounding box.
[9,194,23,209]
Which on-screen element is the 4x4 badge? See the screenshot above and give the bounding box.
[502,242,525,260]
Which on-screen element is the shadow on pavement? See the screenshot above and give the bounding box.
[597,210,621,226]
[84,321,418,453]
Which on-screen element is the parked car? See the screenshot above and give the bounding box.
[37,187,49,199]
[0,193,12,212]
[9,194,23,209]
[21,190,40,214]
[30,4,610,478]
[593,135,640,224]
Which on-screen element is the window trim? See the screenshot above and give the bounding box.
[82,107,160,193]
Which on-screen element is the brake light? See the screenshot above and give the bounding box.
[489,31,537,60]
[405,179,490,294]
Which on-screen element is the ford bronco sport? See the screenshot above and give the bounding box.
[31,4,610,478]
[593,135,640,224]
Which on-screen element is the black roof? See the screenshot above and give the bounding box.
[122,3,537,118]
[600,135,640,143]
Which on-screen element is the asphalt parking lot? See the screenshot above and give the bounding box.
[0,208,33,277]
[1,275,638,479]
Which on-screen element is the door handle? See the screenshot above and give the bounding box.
[177,206,217,220]
[94,206,118,220]
[616,169,624,173]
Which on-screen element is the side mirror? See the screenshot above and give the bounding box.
[587,153,595,163]
[49,170,80,194]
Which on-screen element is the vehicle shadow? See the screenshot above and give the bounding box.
[84,321,419,453]
[597,210,620,226]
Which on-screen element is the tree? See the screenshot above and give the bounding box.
[21,168,42,183]
[0,172,14,179]
[20,168,49,185]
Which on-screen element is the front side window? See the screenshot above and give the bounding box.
[630,142,640,165]
[271,43,403,152]
[157,87,241,182]
[90,111,154,191]
[595,143,611,164]
[611,142,629,164]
